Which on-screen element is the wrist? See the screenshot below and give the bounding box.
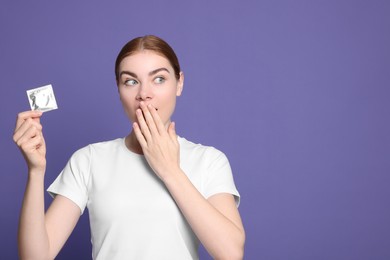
[160,167,184,185]
[28,166,46,178]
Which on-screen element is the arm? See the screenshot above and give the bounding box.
[14,111,81,260]
[163,170,245,259]
[133,103,245,259]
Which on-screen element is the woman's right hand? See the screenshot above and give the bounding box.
[13,111,46,173]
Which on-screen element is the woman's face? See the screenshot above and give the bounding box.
[117,51,183,128]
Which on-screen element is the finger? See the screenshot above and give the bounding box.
[15,125,42,149]
[15,111,43,132]
[148,104,166,135]
[20,132,45,153]
[14,117,42,140]
[133,122,148,148]
[15,110,42,129]
[39,130,46,148]
[16,124,41,145]
[136,108,152,141]
[13,118,43,143]
[139,102,159,136]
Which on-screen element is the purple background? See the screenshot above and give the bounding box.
[1,1,389,259]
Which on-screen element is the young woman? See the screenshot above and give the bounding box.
[13,35,245,259]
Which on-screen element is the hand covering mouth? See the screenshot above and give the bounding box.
[138,105,158,111]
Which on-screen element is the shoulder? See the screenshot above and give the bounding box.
[179,137,228,163]
[179,136,219,153]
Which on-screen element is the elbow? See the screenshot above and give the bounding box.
[215,246,244,260]
[231,228,245,259]
[19,252,52,260]
[19,255,52,260]
[233,234,246,260]
[215,231,246,260]
[233,229,246,259]
[225,248,244,260]
[18,247,52,260]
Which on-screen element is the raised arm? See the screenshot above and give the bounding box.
[133,103,245,259]
[13,111,81,260]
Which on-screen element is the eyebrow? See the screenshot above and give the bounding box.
[149,68,170,76]
[119,67,170,79]
[119,71,137,78]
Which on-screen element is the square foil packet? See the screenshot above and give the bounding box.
[26,84,58,112]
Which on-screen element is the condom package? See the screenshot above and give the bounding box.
[26,84,58,112]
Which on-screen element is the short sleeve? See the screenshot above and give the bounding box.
[203,148,240,207]
[47,146,91,214]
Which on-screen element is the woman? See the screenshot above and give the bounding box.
[13,35,245,259]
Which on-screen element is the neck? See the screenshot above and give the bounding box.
[125,131,144,155]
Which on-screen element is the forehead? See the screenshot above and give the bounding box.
[119,51,173,72]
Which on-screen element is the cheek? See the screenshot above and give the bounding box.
[158,91,177,117]
[119,92,137,121]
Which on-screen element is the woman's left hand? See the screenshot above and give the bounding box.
[133,101,180,180]
[134,104,245,259]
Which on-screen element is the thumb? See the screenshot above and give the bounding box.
[32,111,43,123]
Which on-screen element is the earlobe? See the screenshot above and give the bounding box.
[176,72,184,96]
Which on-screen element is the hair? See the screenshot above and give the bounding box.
[115,35,181,82]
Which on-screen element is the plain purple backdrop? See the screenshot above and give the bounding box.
[1,1,389,259]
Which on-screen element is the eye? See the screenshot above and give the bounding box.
[124,79,138,86]
[154,76,166,84]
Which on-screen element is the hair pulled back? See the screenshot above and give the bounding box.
[115,35,181,82]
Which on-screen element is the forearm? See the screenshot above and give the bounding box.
[163,169,245,259]
[131,104,244,257]
[18,170,50,260]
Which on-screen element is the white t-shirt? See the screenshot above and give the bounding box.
[47,137,240,260]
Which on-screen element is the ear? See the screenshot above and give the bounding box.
[176,72,184,96]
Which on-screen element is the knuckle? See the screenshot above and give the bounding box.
[20,142,31,151]
[31,125,41,134]
[16,139,23,147]
[20,142,27,149]
[35,134,42,141]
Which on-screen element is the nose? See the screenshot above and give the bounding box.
[136,83,153,101]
